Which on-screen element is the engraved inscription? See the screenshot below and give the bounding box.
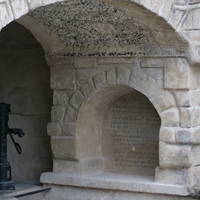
[103,92,160,175]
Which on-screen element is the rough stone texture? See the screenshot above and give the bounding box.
[140,58,165,68]
[152,91,176,113]
[74,57,97,68]
[93,72,107,90]
[40,172,191,199]
[28,0,186,57]
[159,141,192,169]
[50,65,75,89]
[51,106,66,122]
[69,90,86,110]
[9,0,29,19]
[53,159,81,174]
[80,79,95,98]
[180,107,200,128]
[164,58,191,90]
[64,105,78,122]
[159,126,176,144]
[116,67,131,85]
[160,108,180,127]
[80,157,104,175]
[51,136,77,160]
[155,167,191,186]
[0,2,14,29]
[47,122,62,136]
[190,90,200,106]
[106,69,117,85]
[97,57,134,64]
[62,122,76,136]
[173,91,191,107]
[193,167,200,187]
[191,127,200,144]
[175,129,192,144]
[169,10,185,29]
[53,90,69,106]
[28,0,43,10]
[192,145,200,166]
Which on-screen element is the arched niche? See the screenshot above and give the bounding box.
[103,91,160,176]
[76,84,161,176]
[0,21,53,180]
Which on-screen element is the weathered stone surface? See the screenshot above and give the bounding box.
[173,90,191,107]
[53,90,69,106]
[160,108,180,127]
[169,10,185,30]
[184,8,200,30]
[28,0,43,10]
[116,67,131,85]
[80,78,95,98]
[47,122,62,136]
[46,57,74,66]
[152,91,175,113]
[51,65,75,89]
[80,157,104,175]
[159,126,176,144]
[64,105,78,122]
[191,90,200,106]
[193,167,200,187]
[93,72,107,90]
[51,136,77,160]
[74,57,96,68]
[106,69,117,85]
[69,90,85,110]
[51,106,66,122]
[9,0,29,19]
[175,129,192,144]
[192,145,200,166]
[40,172,190,198]
[159,141,192,169]
[160,0,173,20]
[164,58,191,89]
[140,58,165,68]
[29,0,185,57]
[97,57,134,64]
[180,107,200,128]
[42,0,64,6]
[155,167,191,186]
[0,3,14,29]
[129,69,162,100]
[191,127,200,144]
[53,159,81,174]
[141,77,162,100]
[174,0,187,5]
[62,122,76,136]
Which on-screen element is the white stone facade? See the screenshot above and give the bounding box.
[1,0,200,199]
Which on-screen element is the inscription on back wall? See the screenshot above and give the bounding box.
[103,92,161,175]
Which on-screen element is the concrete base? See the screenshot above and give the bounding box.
[40,172,193,200]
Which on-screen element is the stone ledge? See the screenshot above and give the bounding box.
[40,172,190,196]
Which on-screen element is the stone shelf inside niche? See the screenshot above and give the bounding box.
[40,172,189,197]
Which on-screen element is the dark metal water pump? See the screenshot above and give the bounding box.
[0,103,25,190]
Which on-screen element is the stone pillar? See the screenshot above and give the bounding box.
[155,58,199,188]
[46,57,82,174]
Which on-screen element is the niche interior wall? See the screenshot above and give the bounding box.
[0,21,53,180]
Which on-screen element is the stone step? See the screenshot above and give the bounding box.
[0,181,51,200]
